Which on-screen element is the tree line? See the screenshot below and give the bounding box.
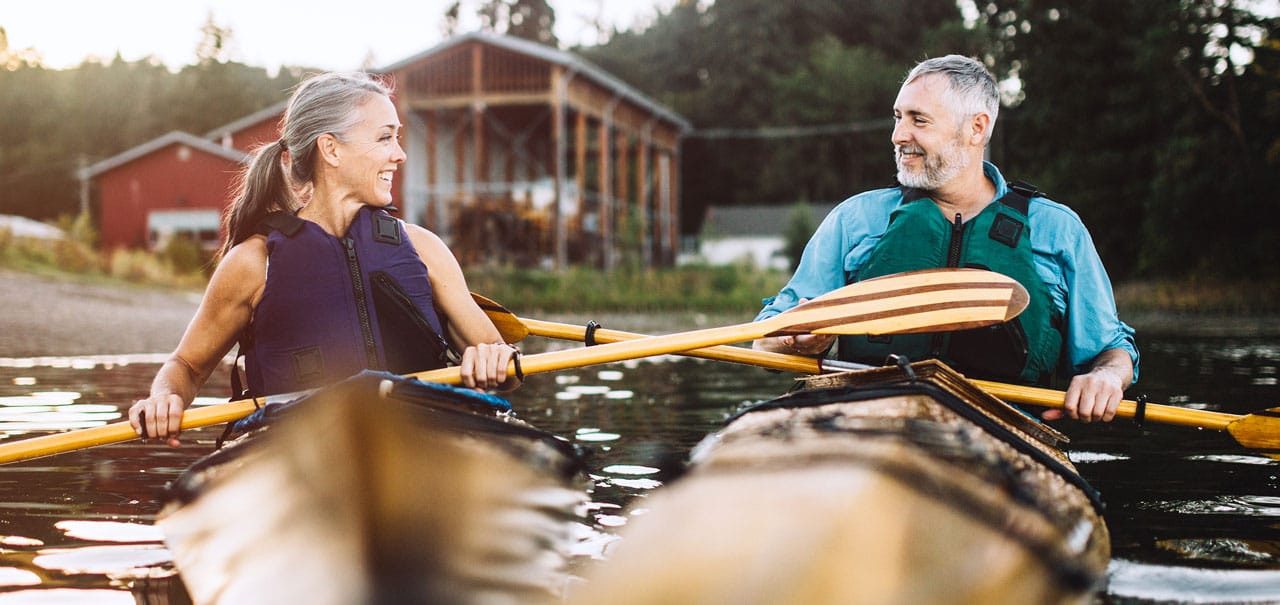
[1,0,1276,279]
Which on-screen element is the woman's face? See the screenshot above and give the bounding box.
[335,94,406,207]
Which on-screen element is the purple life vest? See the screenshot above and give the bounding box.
[240,206,452,397]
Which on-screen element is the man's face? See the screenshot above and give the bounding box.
[891,74,970,191]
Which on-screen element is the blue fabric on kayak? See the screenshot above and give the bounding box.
[228,371,512,435]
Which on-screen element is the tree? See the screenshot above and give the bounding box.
[979,0,1279,279]
[579,0,969,231]
[442,0,558,45]
[195,11,235,65]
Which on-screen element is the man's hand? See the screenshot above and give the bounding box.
[752,299,836,356]
[1042,348,1133,423]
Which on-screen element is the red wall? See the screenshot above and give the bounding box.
[97,144,242,250]
[225,117,281,153]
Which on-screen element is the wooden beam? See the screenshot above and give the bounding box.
[636,137,650,267]
[405,92,555,112]
[598,119,612,270]
[425,111,438,232]
[616,133,629,247]
[575,111,587,235]
[474,104,487,190]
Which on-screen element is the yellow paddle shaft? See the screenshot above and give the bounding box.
[507,315,1244,432]
[0,399,261,465]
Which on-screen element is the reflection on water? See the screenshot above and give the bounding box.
[0,332,1276,603]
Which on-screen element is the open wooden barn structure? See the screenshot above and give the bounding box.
[381,32,690,269]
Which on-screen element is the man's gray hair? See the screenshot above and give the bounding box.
[905,55,999,141]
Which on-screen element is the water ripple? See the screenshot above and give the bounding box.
[1138,495,1280,516]
[1107,558,1280,603]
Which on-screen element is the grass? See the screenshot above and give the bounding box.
[0,219,210,292]
[464,263,789,313]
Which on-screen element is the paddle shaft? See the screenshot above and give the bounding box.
[501,315,1245,433]
[0,399,262,464]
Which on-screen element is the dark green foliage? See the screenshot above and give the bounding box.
[978,0,1280,279]
[0,55,302,222]
[577,0,975,233]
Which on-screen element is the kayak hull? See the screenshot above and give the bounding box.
[158,372,588,605]
[570,360,1109,605]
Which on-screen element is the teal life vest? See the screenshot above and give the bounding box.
[838,182,1064,386]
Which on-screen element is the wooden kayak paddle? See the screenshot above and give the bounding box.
[472,294,1280,456]
[0,268,1024,464]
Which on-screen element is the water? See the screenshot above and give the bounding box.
[0,323,1277,603]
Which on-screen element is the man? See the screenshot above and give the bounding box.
[753,55,1137,423]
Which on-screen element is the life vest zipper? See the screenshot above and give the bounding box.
[947,212,963,268]
[371,271,453,365]
[344,236,380,368]
[932,212,965,357]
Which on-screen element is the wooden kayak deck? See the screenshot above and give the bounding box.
[157,372,589,605]
[569,360,1109,605]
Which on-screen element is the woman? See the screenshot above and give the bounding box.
[130,72,519,447]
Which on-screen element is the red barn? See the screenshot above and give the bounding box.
[81,132,249,251]
[205,101,287,153]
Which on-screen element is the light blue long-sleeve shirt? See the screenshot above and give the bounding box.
[757,162,1139,382]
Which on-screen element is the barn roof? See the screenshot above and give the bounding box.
[79,131,247,179]
[204,100,287,141]
[379,31,691,132]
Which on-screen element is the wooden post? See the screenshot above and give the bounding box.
[598,119,612,270]
[474,103,487,198]
[616,133,629,259]
[552,64,570,271]
[574,112,587,235]
[425,111,437,232]
[636,137,650,268]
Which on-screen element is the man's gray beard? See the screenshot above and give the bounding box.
[895,139,969,190]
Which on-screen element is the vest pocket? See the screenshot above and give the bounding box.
[370,271,453,374]
[945,320,1029,383]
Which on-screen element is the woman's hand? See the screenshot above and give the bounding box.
[129,392,186,448]
[459,342,521,391]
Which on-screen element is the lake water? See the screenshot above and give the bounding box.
[0,316,1277,604]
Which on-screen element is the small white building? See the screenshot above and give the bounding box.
[0,215,65,240]
[683,202,837,270]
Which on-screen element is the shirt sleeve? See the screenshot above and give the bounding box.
[1050,206,1141,384]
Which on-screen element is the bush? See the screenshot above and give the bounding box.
[158,234,210,276]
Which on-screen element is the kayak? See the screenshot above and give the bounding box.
[157,371,589,605]
[568,359,1110,605]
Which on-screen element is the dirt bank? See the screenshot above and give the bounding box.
[0,269,201,357]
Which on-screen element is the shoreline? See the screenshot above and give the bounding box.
[1,268,1276,359]
[0,268,201,358]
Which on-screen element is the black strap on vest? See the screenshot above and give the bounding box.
[257,211,305,237]
[998,180,1038,215]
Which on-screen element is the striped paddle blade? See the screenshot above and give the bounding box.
[761,268,1028,337]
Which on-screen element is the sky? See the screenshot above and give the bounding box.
[1,0,679,72]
